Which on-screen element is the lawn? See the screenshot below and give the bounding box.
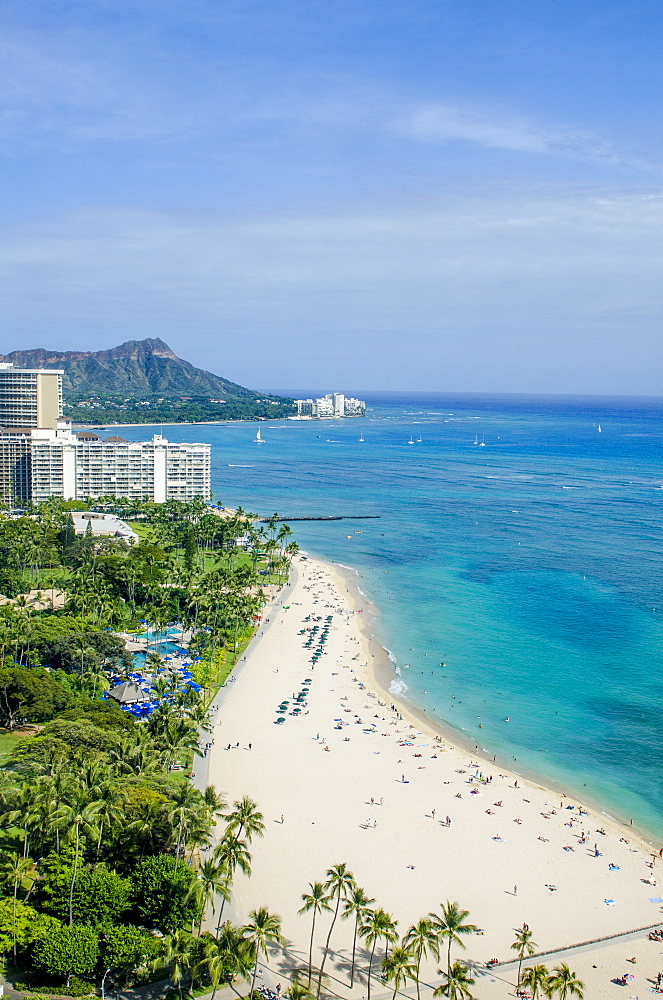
[0,730,24,762]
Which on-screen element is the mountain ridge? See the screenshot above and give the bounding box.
[1,338,294,423]
[1,338,278,401]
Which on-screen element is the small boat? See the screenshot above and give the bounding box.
[359,434,364,442]
[417,435,422,443]
[408,434,414,444]
[597,424,602,433]
[255,428,263,443]
[479,435,486,447]
[473,434,479,445]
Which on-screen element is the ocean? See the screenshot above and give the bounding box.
[112,393,663,841]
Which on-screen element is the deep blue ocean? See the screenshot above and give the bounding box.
[112,393,663,840]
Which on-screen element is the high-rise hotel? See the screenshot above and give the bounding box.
[0,363,211,506]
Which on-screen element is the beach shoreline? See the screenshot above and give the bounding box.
[205,553,663,1000]
[327,556,660,853]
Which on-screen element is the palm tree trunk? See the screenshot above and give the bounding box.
[316,898,339,998]
[350,918,358,987]
[367,942,376,1000]
[308,912,316,986]
[250,954,260,1000]
[215,887,230,935]
[415,954,422,1000]
[447,937,452,980]
[96,819,105,859]
[12,878,18,958]
[69,823,80,926]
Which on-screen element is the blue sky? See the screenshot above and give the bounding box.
[1,0,661,393]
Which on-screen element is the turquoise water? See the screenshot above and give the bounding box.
[114,394,663,840]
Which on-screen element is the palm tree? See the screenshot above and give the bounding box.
[428,901,477,980]
[213,833,252,931]
[342,885,375,987]
[94,778,128,858]
[243,907,283,1000]
[521,964,551,1000]
[299,882,332,986]
[547,964,584,1000]
[223,796,265,842]
[382,945,417,1000]
[316,863,356,998]
[192,859,232,936]
[196,921,254,1000]
[202,785,227,829]
[0,852,34,956]
[404,918,441,1000]
[359,908,399,1000]
[153,929,196,1000]
[511,924,537,987]
[433,961,475,1000]
[168,781,206,859]
[286,983,314,1000]
[51,786,101,926]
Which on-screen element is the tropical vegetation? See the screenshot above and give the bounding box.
[0,498,584,1000]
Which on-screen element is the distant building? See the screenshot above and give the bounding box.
[71,511,138,544]
[0,419,211,506]
[294,393,365,418]
[0,363,63,429]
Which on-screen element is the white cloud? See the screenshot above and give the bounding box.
[1,188,662,392]
[395,102,657,172]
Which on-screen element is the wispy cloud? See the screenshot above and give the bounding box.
[1,189,662,391]
[396,102,656,172]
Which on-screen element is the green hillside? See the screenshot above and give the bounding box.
[1,338,294,423]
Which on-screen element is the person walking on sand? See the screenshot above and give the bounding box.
[432,808,436,819]
[281,815,284,824]
[514,885,517,896]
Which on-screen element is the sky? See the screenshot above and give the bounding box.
[1,0,662,394]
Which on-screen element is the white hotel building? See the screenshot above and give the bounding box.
[0,364,211,505]
[295,392,366,418]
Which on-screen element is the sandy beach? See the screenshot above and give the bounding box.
[204,556,663,999]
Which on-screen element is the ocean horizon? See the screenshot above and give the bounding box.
[111,391,663,842]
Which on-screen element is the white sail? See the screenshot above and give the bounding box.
[255,428,263,442]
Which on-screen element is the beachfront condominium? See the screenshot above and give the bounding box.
[0,420,211,506]
[0,363,63,429]
[295,393,366,418]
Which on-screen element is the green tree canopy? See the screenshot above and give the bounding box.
[0,899,57,955]
[0,666,72,728]
[132,855,201,933]
[36,862,132,926]
[102,924,161,978]
[32,923,100,984]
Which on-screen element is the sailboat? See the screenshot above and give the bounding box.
[473,434,479,445]
[255,428,263,443]
[597,424,602,433]
[408,434,414,444]
[359,433,365,442]
[479,435,486,447]
[417,434,423,443]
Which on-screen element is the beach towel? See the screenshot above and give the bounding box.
[604,899,616,905]
[649,896,663,903]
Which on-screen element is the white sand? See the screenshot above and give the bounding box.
[203,557,663,999]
